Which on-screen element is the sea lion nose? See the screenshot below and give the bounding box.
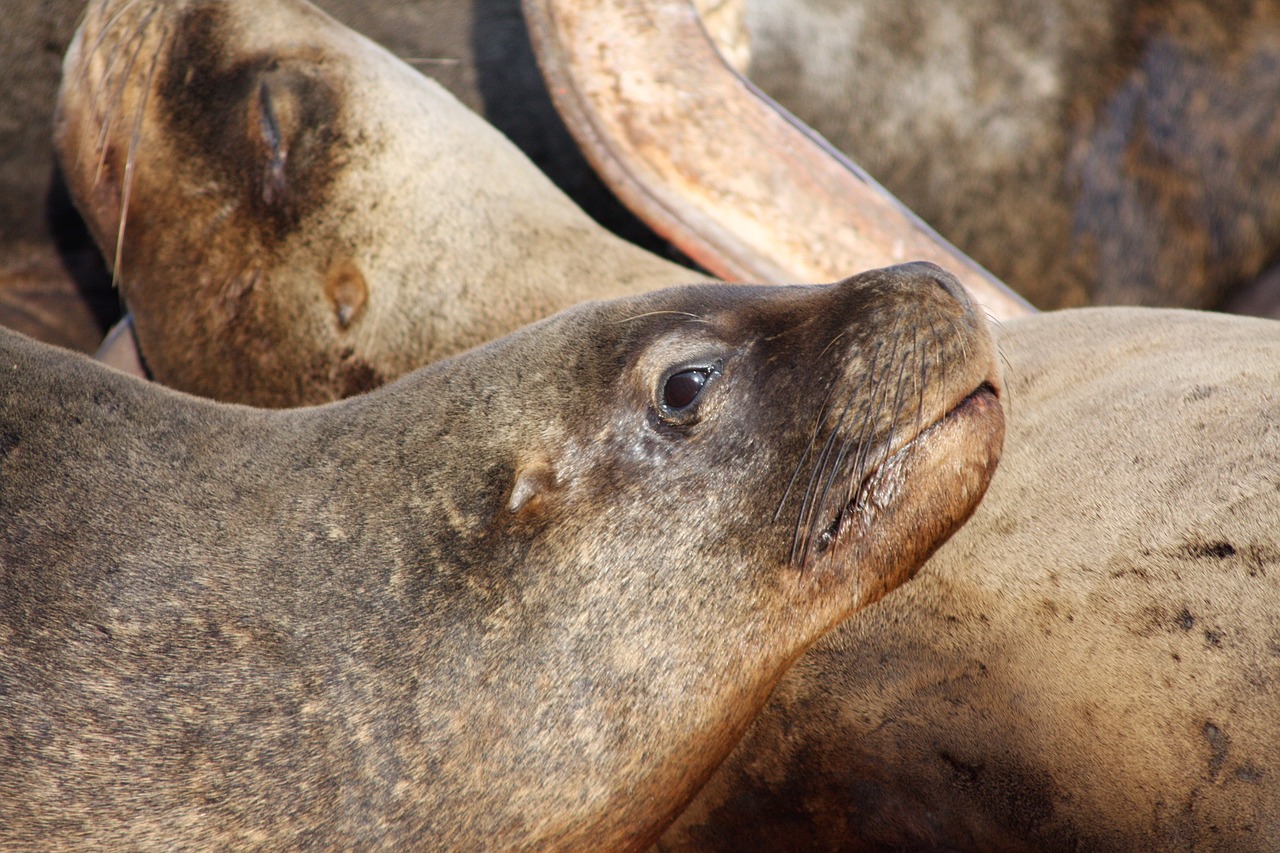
[836,261,977,315]
[929,266,967,302]
[891,260,979,318]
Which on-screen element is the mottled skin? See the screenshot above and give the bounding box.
[661,307,1280,851]
[55,0,696,406]
[745,0,1280,311]
[0,266,1003,850]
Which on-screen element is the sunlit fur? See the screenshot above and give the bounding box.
[0,266,1001,850]
[663,307,1280,851]
[780,306,973,570]
[54,0,695,405]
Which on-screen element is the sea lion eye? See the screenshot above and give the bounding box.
[659,359,723,419]
[663,370,708,410]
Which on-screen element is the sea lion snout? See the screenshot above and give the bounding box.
[850,260,984,325]
[756,266,1004,604]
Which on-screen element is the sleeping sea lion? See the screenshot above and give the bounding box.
[55,0,1040,405]
[0,264,1004,850]
[660,306,1280,851]
[0,0,669,357]
[54,0,696,406]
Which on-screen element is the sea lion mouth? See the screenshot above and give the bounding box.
[810,381,1001,557]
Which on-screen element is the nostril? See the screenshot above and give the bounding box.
[925,271,972,313]
[893,261,967,306]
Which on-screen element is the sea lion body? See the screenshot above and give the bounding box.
[745,0,1280,312]
[0,265,1003,849]
[661,307,1280,850]
[54,0,696,405]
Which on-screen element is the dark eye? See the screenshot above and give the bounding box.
[656,358,723,424]
[663,369,708,410]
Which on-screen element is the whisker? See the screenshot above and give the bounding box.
[847,321,925,511]
[90,31,131,177]
[818,329,901,536]
[774,329,858,522]
[982,308,1008,335]
[812,330,847,366]
[774,375,842,523]
[825,355,883,524]
[792,341,882,567]
[94,3,159,188]
[997,341,1015,418]
[611,310,708,325]
[793,393,856,568]
[85,0,147,71]
[849,327,911,507]
[914,322,928,441]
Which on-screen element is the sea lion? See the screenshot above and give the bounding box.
[54,0,701,407]
[55,0,1037,404]
[660,307,1280,850]
[0,264,1004,849]
[740,0,1280,312]
[0,0,669,359]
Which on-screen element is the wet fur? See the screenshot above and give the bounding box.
[661,307,1280,850]
[0,267,1002,849]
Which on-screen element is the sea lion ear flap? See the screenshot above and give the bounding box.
[507,458,560,516]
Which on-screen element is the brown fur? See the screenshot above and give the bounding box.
[660,307,1280,850]
[53,0,699,407]
[0,265,1002,850]
[0,0,660,356]
[746,0,1280,312]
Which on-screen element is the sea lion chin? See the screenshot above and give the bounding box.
[54,0,696,407]
[0,263,1003,850]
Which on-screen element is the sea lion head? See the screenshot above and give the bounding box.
[411,261,1004,843]
[295,261,1003,845]
[54,0,689,406]
[497,260,1004,629]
